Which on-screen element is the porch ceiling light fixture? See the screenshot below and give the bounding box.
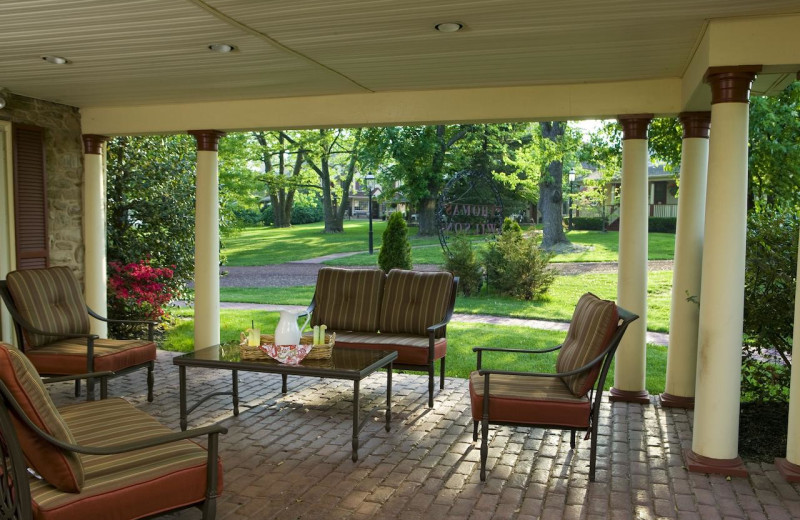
[208,43,235,53]
[0,88,8,110]
[42,55,68,65]
[435,22,463,33]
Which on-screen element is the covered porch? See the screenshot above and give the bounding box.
[2,1,800,512]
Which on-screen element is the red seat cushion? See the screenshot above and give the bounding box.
[30,398,223,520]
[469,371,590,429]
[25,339,156,375]
[334,332,446,365]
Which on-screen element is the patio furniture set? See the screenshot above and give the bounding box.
[0,265,636,520]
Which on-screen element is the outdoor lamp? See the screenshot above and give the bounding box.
[568,170,576,183]
[568,169,576,231]
[0,88,9,110]
[365,174,376,254]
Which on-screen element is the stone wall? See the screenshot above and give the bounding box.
[0,94,84,281]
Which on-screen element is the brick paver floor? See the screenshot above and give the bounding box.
[48,351,800,519]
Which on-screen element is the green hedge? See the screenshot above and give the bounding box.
[567,217,605,231]
[648,217,677,233]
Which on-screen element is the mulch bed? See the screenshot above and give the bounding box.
[738,401,789,462]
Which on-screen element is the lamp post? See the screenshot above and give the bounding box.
[365,174,376,254]
[568,169,576,231]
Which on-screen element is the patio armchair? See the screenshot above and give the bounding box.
[0,266,157,401]
[0,342,226,520]
[469,293,638,482]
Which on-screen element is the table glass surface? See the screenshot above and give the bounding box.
[175,344,395,373]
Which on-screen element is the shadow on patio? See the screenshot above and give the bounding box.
[47,351,800,520]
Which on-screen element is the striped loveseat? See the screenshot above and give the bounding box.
[307,267,458,407]
[0,342,226,520]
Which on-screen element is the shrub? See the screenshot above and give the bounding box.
[648,217,677,233]
[443,234,483,296]
[107,260,182,338]
[261,198,324,226]
[741,211,797,404]
[379,212,412,271]
[483,218,555,300]
[568,217,605,231]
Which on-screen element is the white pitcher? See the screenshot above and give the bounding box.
[274,309,311,346]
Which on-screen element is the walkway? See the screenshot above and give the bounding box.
[48,350,800,520]
[219,302,670,346]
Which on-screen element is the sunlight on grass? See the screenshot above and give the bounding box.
[163,309,667,393]
[219,270,673,332]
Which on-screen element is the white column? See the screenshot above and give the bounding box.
[82,135,109,338]
[0,122,14,343]
[687,67,759,477]
[190,130,225,350]
[775,228,800,482]
[661,112,710,408]
[610,114,652,404]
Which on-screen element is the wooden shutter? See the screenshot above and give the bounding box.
[13,124,49,270]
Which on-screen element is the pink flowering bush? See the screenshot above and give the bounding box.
[107,260,181,330]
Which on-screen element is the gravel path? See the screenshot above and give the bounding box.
[219,259,674,288]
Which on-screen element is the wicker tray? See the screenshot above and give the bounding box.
[239,332,335,361]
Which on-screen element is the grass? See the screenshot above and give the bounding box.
[323,230,676,267]
[223,224,675,267]
[163,308,667,393]
[219,270,674,332]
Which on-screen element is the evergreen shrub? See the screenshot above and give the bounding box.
[379,212,412,271]
[443,234,483,296]
[648,217,677,233]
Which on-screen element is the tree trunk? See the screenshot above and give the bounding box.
[417,197,438,236]
[539,122,570,249]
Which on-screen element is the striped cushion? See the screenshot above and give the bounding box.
[31,398,222,519]
[334,331,447,365]
[26,338,156,376]
[6,267,90,348]
[555,293,619,397]
[0,343,84,493]
[312,268,386,332]
[380,270,453,336]
[469,371,591,428]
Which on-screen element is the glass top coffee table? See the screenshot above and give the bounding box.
[173,345,397,461]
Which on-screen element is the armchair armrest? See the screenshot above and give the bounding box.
[42,371,114,384]
[87,307,156,341]
[299,296,316,319]
[476,339,617,379]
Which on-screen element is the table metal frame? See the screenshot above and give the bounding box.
[173,347,397,461]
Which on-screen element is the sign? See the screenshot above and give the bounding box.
[437,170,504,255]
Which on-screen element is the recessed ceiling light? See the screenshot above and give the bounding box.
[435,22,463,33]
[42,55,68,65]
[208,43,235,53]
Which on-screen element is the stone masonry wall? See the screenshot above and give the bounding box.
[0,94,85,282]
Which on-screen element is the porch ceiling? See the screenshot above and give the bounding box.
[2,0,800,111]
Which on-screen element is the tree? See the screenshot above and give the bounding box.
[378,212,412,271]
[538,122,571,248]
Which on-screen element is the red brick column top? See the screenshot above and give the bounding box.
[704,66,761,104]
[189,130,226,152]
[679,112,711,139]
[82,134,109,155]
[618,114,653,140]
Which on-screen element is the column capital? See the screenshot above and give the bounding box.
[188,130,226,152]
[82,134,109,155]
[618,114,653,140]
[679,112,711,139]
[704,66,761,104]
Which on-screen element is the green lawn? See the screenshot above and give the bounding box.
[223,224,675,267]
[163,308,667,393]
[324,230,676,267]
[219,270,673,332]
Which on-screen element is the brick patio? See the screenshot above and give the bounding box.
[48,350,800,519]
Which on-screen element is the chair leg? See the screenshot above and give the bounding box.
[589,425,597,482]
[147,361,155,402]
[74,379,81,398]
[86,377,95,402]
[570,429,576,449]
[201,498,217,520]
[427,364,434,408]
[440,357,446,389]
[480,415,489,481]
[473,420,478,442]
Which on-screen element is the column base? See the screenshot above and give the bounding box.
[609,388,650,404]
[659,392,695,409]
[685,449,748,477]
[775,458,800,483]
